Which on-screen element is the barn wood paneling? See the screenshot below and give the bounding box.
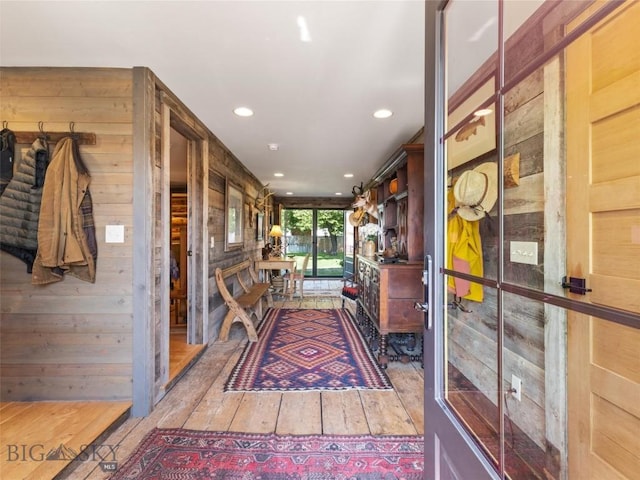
[0,67,134,401]
[207,149,267,342]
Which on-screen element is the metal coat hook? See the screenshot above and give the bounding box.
[68,121,80,140]
[2,121,7,129]
[11,122,95,145]
[448,296,472,313]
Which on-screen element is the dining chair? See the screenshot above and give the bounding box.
[284,253,311,300]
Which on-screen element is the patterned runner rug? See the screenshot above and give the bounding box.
[110,429,424,479]
[225,308,392,391]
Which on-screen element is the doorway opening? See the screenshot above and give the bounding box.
[168,126,202,384]
[281,208,346,277]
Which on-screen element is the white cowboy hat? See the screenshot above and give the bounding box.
[453,162,497,221]
[348,208,366,227]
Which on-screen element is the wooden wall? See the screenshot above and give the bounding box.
[207,143,267,342]
[0,68,134,401]
[0,67,273,406]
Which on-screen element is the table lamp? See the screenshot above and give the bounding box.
[269,224,283,257]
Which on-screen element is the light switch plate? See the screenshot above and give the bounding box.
[510,241,537,265]
[105,225,125,243]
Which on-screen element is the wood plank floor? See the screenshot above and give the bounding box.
[168,329,206,383]
[67,289,424,479]
[0,331,199,480]
[0,401,131,480]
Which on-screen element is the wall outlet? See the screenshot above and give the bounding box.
[510,241,538,265]
[511,374,522,402]
[210,236,215,249]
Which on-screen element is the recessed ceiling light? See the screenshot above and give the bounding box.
[344,173,354,178]
[474,108,493,117]
[268,143,279,151]
[274,172,284,177]
[297,16,312,42]
[233,107,254,117]
[335,192,342,196]
[286,192,293,195]
[373,109,393,119]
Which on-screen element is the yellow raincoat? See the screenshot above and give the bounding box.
[447,187,483,301]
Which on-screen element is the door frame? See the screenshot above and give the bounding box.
[162,104,209,347]
[159,95,209,397]
[282,207,346,278]
[132,68,209,416]
[423,2,501,478]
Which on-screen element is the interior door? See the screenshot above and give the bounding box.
[566,2,640,478]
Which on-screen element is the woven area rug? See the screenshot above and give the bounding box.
[110,429,424,480]
[225,308,391,392]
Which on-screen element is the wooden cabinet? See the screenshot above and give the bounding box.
[353,143,425,366]
[376,144,424,262]
[356,254,423,367]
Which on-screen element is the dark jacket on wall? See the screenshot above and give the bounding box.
[32,137,97,285]
[0,137,49,271]
[0,127,17,196]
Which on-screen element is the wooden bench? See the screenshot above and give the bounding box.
[215,259,273,342]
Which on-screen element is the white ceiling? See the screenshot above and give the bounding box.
[0,0,542,197]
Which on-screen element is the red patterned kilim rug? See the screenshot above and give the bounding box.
[110,429,424,479]
[225,308,391,391]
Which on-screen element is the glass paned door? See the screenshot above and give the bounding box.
[282,208,346,277]
[427,1,637,479]
[316,209,345,277]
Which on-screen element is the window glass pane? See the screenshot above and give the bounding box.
[446,158,498,284]
[283,209,313,277]
[502,65,545,291]
[446,77,497,172]
[502,1,613,86]
[445,0,498,108]
[564,1,640,314]
[502,0,545,86]
[445,280,499,468]
[317,209,344,277]
[502,1,640,315]
[444,0,499,287]
[445,0,498,156]
[502,291,566,479]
